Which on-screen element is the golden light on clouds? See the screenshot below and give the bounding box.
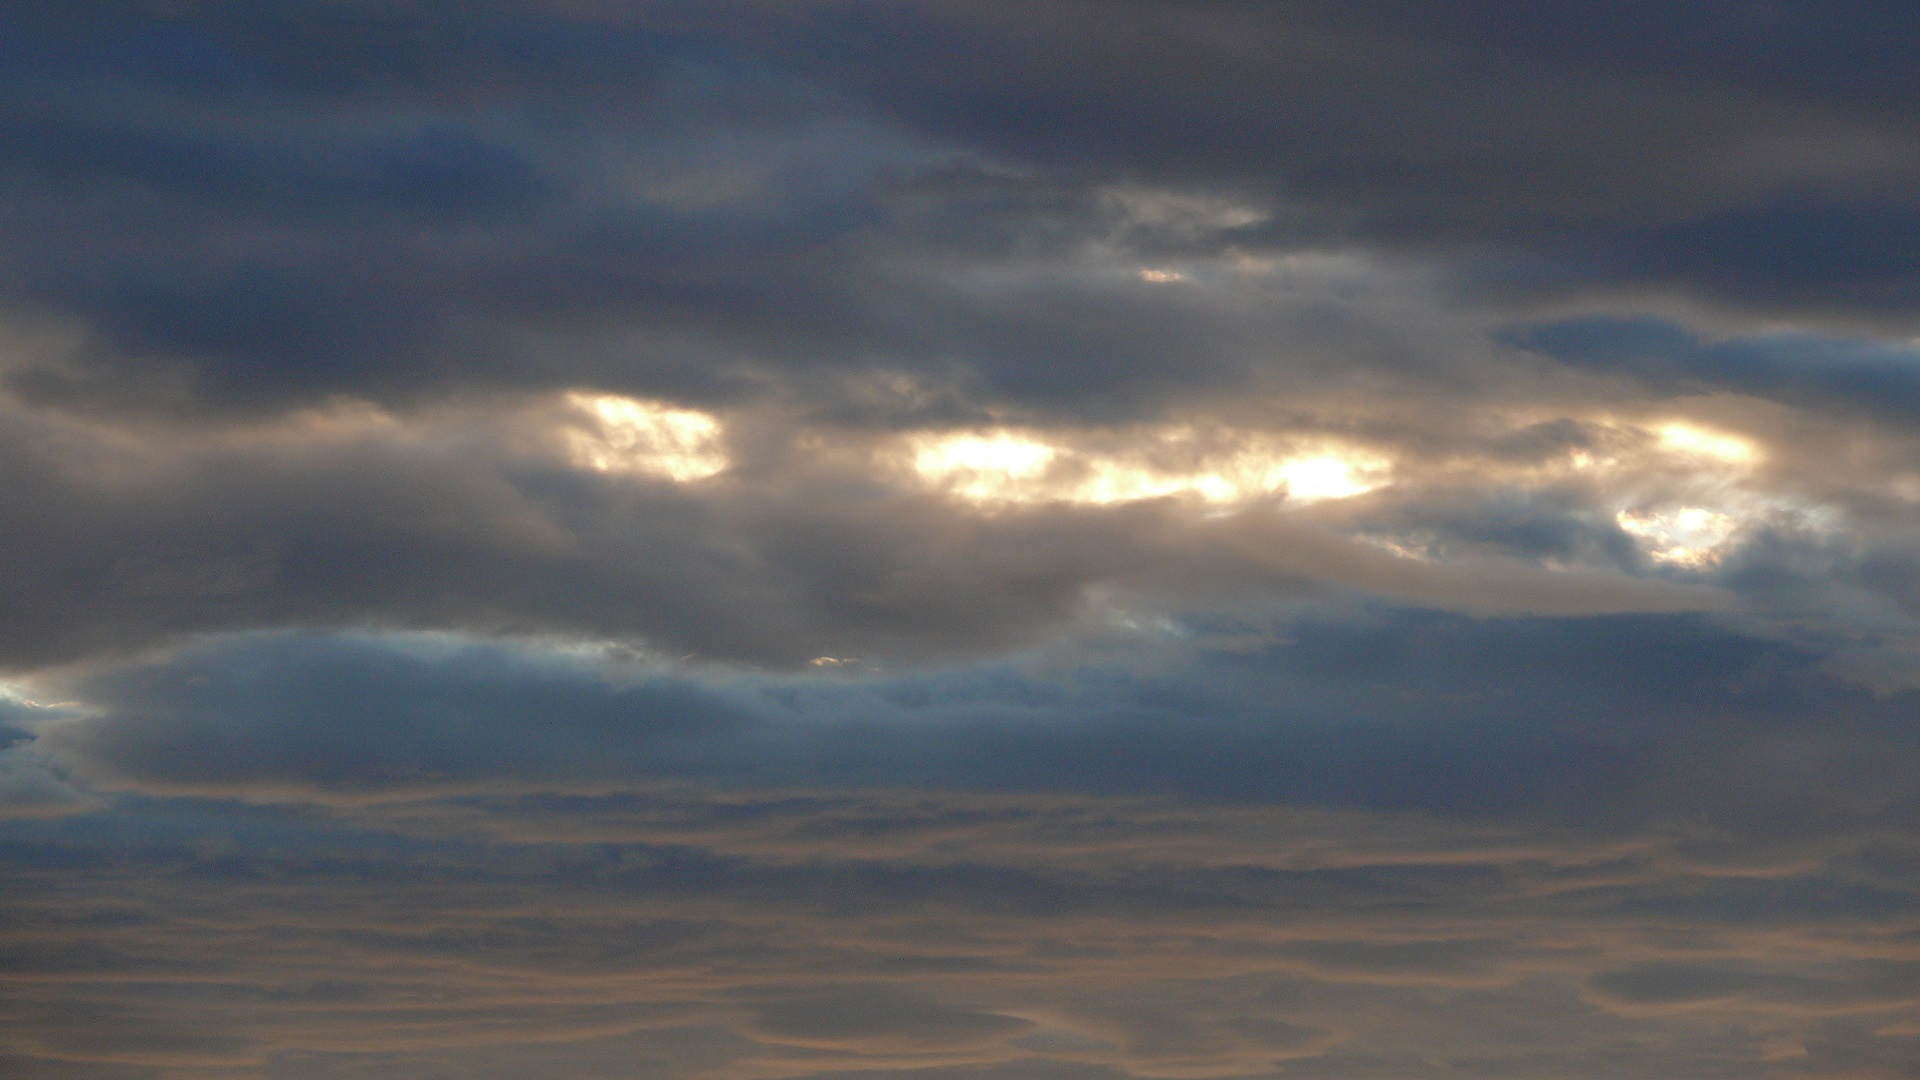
[534,395,1824,578]
[1616,507,1742,568]
[563,392,728,481]
[1655,422,1762,465]
[912,432,1057,497]
[1270,454,1379,502]
[1605,420,1771,568]
[902,415,1770,520]
[906,427,1390,508]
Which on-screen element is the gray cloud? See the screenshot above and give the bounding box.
[0,382,1766,673]
[18,614,1920,831]
[1511,316,1920,424]
[1589,959,1920,1012]
[2,1,1915,679]
[10,4,1920,1075]
[765,1,1920,312]
[6,0,1920,425]
[7,785,1920,1078]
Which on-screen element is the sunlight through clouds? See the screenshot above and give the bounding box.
[1271,454,1378,502]
[906,427,1391,508]
[1616,507,1743,567]
[1607,420,1776,568]
[10,4,1920,1076]
[1656,422,1762,465]
[562,393,729,481]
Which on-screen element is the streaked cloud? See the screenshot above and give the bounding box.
[7,784,1920,1078]
[5,2,1920,1075]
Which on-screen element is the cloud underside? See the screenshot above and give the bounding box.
[7,620,1915,823]
[0,2,1918,674]
[9,1,1920,429]
[1,609,1915,1076]
[7,785,1920,1080]
[0,3,1918,681]
[11,3,1920,1077]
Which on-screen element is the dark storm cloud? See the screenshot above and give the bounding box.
[0,1,915,413]
[727,0,1920,312]
[3,0,1326,422]
[23,611,1920,828]
[5,1,1920,422]
[1512,317,1920,425]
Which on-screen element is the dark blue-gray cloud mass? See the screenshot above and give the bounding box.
[21,614,1919,832]
[1511,316,1920,423]
[6,1,1920,419]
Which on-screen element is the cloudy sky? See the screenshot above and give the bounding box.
[8,3,1920,1077]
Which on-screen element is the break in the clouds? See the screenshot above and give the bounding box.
[8,2,1920,1076]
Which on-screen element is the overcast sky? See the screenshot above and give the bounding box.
[8,4,1920,1078]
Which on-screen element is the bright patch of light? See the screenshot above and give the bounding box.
[1269,455,1373,502]
[908,429,1388,508]
[1657,423,1760,464]
[1139,268,1185,283]
[564,393,728,481]
[1617,507,1741,568]
[912,432,1057,500]
[915,432,1056,478]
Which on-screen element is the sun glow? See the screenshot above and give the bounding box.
[913,432,1056,493]
[1616,507,1742,568]
[1656,422,1760,464]
[1270,455,1375,502]
[563,393,729,481]
[907,428,1389,508]
[1591,420,1770,567]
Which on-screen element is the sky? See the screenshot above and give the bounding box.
[7,2,1920,1077]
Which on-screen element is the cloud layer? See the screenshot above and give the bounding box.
[9,2,1920,1076]
[9,781,1920,1079]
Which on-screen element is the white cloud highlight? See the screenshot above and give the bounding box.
[906,427,1390,508]
[563,393,728,481]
